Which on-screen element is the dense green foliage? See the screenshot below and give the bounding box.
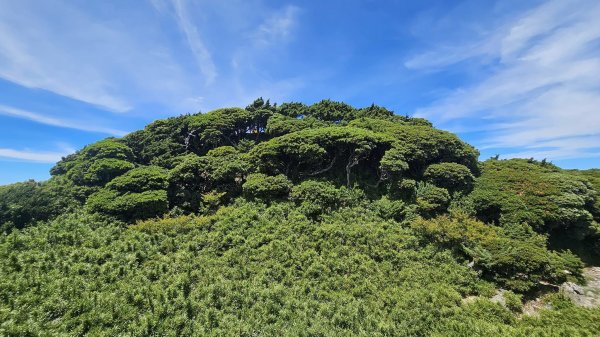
[412,213,582,292]
[30,97,479,225]
[86,166,169,222]
[2,203,599,336]
[466,159,600,262]
[424,162,474,193]
[242,173,292,200]
[1,98,600,335]
[468,159,596,230]
[0,177,84,233]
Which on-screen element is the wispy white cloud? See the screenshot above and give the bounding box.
[147,0,302,110]
[0,147,73,163]
[149,0,169,14]
[405,33,499,70]
[0,0,308,116]
[0,1,130,111]
[0,0,199,112]
[409,0,600,161]
[171,0,218,84]
[0,104,127,136]
[251,5,300,46]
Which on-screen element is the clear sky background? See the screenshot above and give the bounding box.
[1,0,599,184]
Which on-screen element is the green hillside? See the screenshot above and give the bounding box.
[1,99,599,336]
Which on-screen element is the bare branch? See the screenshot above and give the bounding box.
[346,153,363,187]
[307,155,337,176]
[184,128,199,150]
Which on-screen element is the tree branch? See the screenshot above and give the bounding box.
[184,129,199,150]
[346,153,363,187]
[365,168,389,188]
[307,155,337,176]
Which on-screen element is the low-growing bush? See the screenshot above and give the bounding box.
[242,173,292,200]
[424,162,475,193]
[412,214,583,292]
[290,180,364,217]
[416,183,450,217]
[87,189,168,222]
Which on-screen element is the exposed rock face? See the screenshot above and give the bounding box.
[490,289,506,306]
[562,282,584,295]
[560,267,600,308]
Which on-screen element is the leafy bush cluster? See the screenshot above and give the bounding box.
[468,160,594,228]
[412,213,582,292]
[18,98,478,226]
[0,177,84,232]
[86,166,169,222]
[466,159,600,260]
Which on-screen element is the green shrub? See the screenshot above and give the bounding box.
[276,101,309,117]
[354,103,394,119]
[266,113,328,136]
[106,165,168,192]
[308,99,356,122]
[87,189,168,222]
[0,181,54,232]
[469,159,596,233]
[168,148,250,212]
[371,197,411,222]
[52,138,136,186]
[349,118,480,175]
[80,158,135,185]
[460,298,515,325]
[290,180,364,217]
[380,147,409,178]
[242,173,292,199]
[412,214,583,292]
[86,166,169,222]
[416,183,450,217]
[424,162,475,193]
[0,178,85,232]
[503,291,523,313]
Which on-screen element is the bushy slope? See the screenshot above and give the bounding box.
[1,98,600,335]
[468,159,596,231]
[467,159,600,262]
[2,202,599,336]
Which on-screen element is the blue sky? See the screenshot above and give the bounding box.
[1,0,599,184]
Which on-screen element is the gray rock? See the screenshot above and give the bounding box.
[490,289,506,307]
[562,282,584,295]
[559,267,600,308]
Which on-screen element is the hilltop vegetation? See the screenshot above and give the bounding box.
[1,98,599,336]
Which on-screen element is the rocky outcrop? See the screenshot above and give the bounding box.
[560,267,600,308]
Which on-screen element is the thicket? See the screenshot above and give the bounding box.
[2,203,599,336]
[1,98,600,335]
[467,159,600,261]
[9,98,479,226]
